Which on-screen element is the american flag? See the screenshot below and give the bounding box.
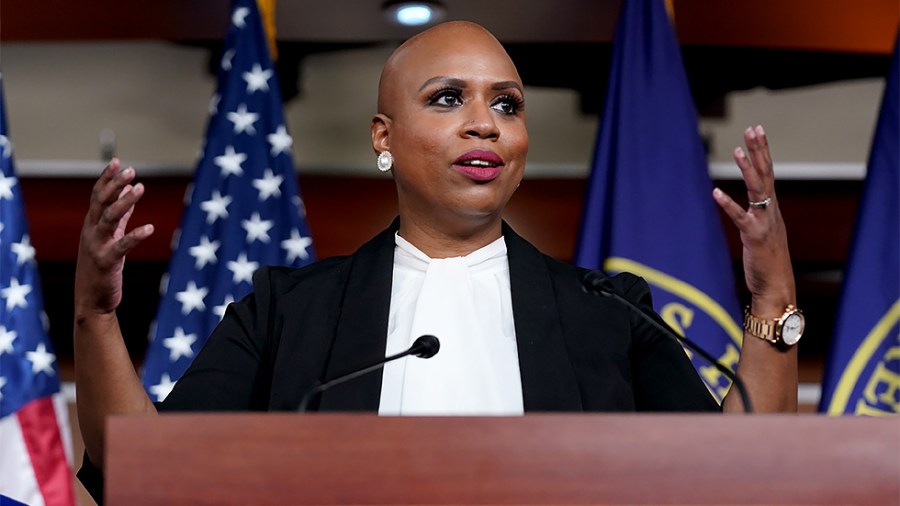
[0,71,75,505]
[141,0,315,400]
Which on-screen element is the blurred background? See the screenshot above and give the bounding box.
[1,1,898,502]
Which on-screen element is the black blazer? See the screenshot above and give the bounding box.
[79,220,719,503]
[160,220,719,413]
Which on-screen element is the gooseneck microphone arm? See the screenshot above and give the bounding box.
[582,271,753,413]
[297,334,440,412]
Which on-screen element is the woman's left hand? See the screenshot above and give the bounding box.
[712,125,795,313]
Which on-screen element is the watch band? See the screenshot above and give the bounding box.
[743,306,780,343]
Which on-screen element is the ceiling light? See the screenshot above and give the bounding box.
[384,1,445,27]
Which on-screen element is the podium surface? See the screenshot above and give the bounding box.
[106,414,899,505]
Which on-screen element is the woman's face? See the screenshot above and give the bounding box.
[373,24,529,229]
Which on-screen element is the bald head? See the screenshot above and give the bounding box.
[377,21,519,115]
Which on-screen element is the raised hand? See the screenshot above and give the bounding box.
[712,125,795,312]
[74,158,154,317]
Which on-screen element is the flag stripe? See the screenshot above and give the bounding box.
[0,415,45,506]
[16,397,74,506]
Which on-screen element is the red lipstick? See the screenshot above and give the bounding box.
[452,150,505,181]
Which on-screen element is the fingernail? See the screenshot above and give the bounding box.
[755,125,765,136]
[713,188,723,198]
[747,127,756,139]
[735,147,745,158]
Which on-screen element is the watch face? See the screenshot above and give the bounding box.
[781,312,804,345]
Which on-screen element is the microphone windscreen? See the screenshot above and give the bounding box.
[582,270,616,295]
[411,335,440,358]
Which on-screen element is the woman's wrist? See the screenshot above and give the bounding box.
[748,293,796,318]
[74,305,118,327]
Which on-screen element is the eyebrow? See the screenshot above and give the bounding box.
[417,76,523,93]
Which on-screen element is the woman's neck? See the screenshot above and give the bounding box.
[397,213,503,259]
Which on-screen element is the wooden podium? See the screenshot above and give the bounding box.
[105,414,899,505]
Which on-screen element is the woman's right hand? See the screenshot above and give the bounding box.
[74,159,154,318]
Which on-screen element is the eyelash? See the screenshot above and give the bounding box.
[494,94,525,115]
[426,87,524,115]
[427,87,464,107]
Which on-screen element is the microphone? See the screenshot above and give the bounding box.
[582,270,753,413]
[297,334,440,412]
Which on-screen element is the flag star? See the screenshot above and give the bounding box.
[159,273,170,296]
[183,183,194,206]
[221,48,235,72]
[242,212,274,243]
[2,278,32,311]
[26,343,56,375]
[214,145,247,177]
[213,294,236,321]
[148,320,158,342]
[11,235,36,265]
[163,327,197,361]
[253,168,284,201]
[232,6,250,28]
[0,134,11,158]
[243,64,273,93]
[148,373,177,402]
[227,252,259,284]
[200,190,232,224]
[267,125,293,156]
[209,93,221,115]
[293,195,307,218]
[188,236,220,269]
[227,103,259,135]
[0,377,6,400]
[282,229,313,262]
[175,281,208,315]
[0,174,16,200]
[0,325,17,355]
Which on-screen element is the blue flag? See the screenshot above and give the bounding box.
[574,0,742,401]
[141,0,316,400]
[0,71,74,505]
[819,34,899,415]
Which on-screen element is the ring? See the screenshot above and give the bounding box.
[748,197,772,209]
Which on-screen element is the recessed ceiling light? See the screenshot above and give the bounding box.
[384,1,445,27]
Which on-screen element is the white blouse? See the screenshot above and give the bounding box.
[378,233,524,415]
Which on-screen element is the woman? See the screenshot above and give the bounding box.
[74,20,798,497]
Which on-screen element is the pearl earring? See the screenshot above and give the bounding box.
[377,151,393,172]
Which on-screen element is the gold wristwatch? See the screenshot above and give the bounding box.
[743,304,805,346]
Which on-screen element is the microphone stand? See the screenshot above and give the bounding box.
[297,335,440,412]
[583,271,754,413]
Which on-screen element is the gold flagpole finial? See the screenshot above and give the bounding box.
[256,0,278,61]
[664,0,676,24]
